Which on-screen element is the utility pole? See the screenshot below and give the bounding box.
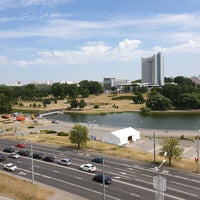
[102,158,105,200]
[153,152,167,200]
[196,130,200,173]
[153,131,156,164]
[31,143,34,184]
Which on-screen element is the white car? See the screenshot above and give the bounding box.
[79,163,96,172]
[4,163,17,171]
[9,152,20,159]
[57,158,71,166]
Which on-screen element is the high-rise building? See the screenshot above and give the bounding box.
[141,52,164,86]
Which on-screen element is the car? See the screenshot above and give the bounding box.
[0,154,6,161]
[79,163,96,172]
[57,158,71,166]
[52,120,59,124]
[4,163,17,171]
[91,157,103,164]
[15,143,26,148]
[42,155,56,162]
[17,149,30,157]
[9,152,20,159]
[93,173,112,185]
[33,152,43,159]
[3,147,15,153]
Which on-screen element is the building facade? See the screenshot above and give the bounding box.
[141,52,164,86]
[103,78,115,90]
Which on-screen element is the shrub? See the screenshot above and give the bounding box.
[46,130,57,134]
[94,104,99,109]
[57,132,69,136]
[27,126,35,129]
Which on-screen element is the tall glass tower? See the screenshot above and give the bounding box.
[141,52,164,86]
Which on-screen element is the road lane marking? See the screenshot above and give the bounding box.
[171,181,200,190]
[75,176,82,180]
[130,193,140,198]
[168,187,197,197]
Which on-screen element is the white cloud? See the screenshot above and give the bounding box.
[153,40,200,53]
[0,0,72,9]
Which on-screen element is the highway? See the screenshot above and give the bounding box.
[0,138,200,200]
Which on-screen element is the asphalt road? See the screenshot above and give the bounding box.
[0,139,200,200]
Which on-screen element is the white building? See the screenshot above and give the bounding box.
[141,52,164,86]
[102,127,140,146]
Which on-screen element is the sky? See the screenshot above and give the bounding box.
[0,0,200,85]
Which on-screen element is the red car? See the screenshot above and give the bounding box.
[15,143,26,148]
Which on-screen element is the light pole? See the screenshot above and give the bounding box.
[102,158,105,200]
[153,152,167,200]
[88,119,95,152]
[31,142,34,184]
[196,130,200,173]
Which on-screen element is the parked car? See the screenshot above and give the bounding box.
[42,155,56,162]
[15,143,26,148]
[91,157,103,164]
[3,147,15,153]
[4,163,17,171]
[33,152,43,159]
[0,154,6,161]
[93,173,112,184]
[17,149,30,157]
[79,163,96,172]
[57,158,71,166]
[9,152,20,159]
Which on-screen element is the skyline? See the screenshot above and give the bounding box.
[0,0,200,85]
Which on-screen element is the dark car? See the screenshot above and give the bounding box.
[91,157,103,164]
[93,173,112,185]
[3,147,15,153]
[42,155,56,162]
[33,152,43,159]
[0,154,6,161]
[17,149,30,157]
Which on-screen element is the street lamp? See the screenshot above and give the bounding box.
[196,130,200,173]
[26,140,34,184]
[153,152,167,200]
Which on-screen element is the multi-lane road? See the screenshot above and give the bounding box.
[0,138,200,200]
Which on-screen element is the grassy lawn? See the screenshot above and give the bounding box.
[0,172,53,200]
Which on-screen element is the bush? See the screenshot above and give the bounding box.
[46,130,57,134]
[27,126,35,129]
[94,104,99,109]
[57,132,69,136]
[140,107,151,115]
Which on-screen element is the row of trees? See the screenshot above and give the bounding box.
[0,76,200,113]
[0,80,103,113]
[133,76,200,111]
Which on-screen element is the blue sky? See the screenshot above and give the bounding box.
[0,0,200,85]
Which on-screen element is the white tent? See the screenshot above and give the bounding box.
[102,127,140,146]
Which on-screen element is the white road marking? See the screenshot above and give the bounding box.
[130,193,140,198]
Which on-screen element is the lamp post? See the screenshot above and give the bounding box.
[102,158,105,200]
[88,119,95,152]
[196,130,200,173]
[153,152,167,200]
[31,142,34,184]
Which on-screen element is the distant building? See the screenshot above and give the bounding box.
[141,52,164,86]
[191,76,200,85]
[103,78,115,90]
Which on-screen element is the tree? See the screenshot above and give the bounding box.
[160,138,183,166]
[69,124,89,149]
[174,93,200,109]
[133,93,145,104]
[79,99,87,109]
[70,98,79,109]
[146,94,172,110]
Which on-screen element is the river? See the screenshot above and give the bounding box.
[45,112,200,131]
